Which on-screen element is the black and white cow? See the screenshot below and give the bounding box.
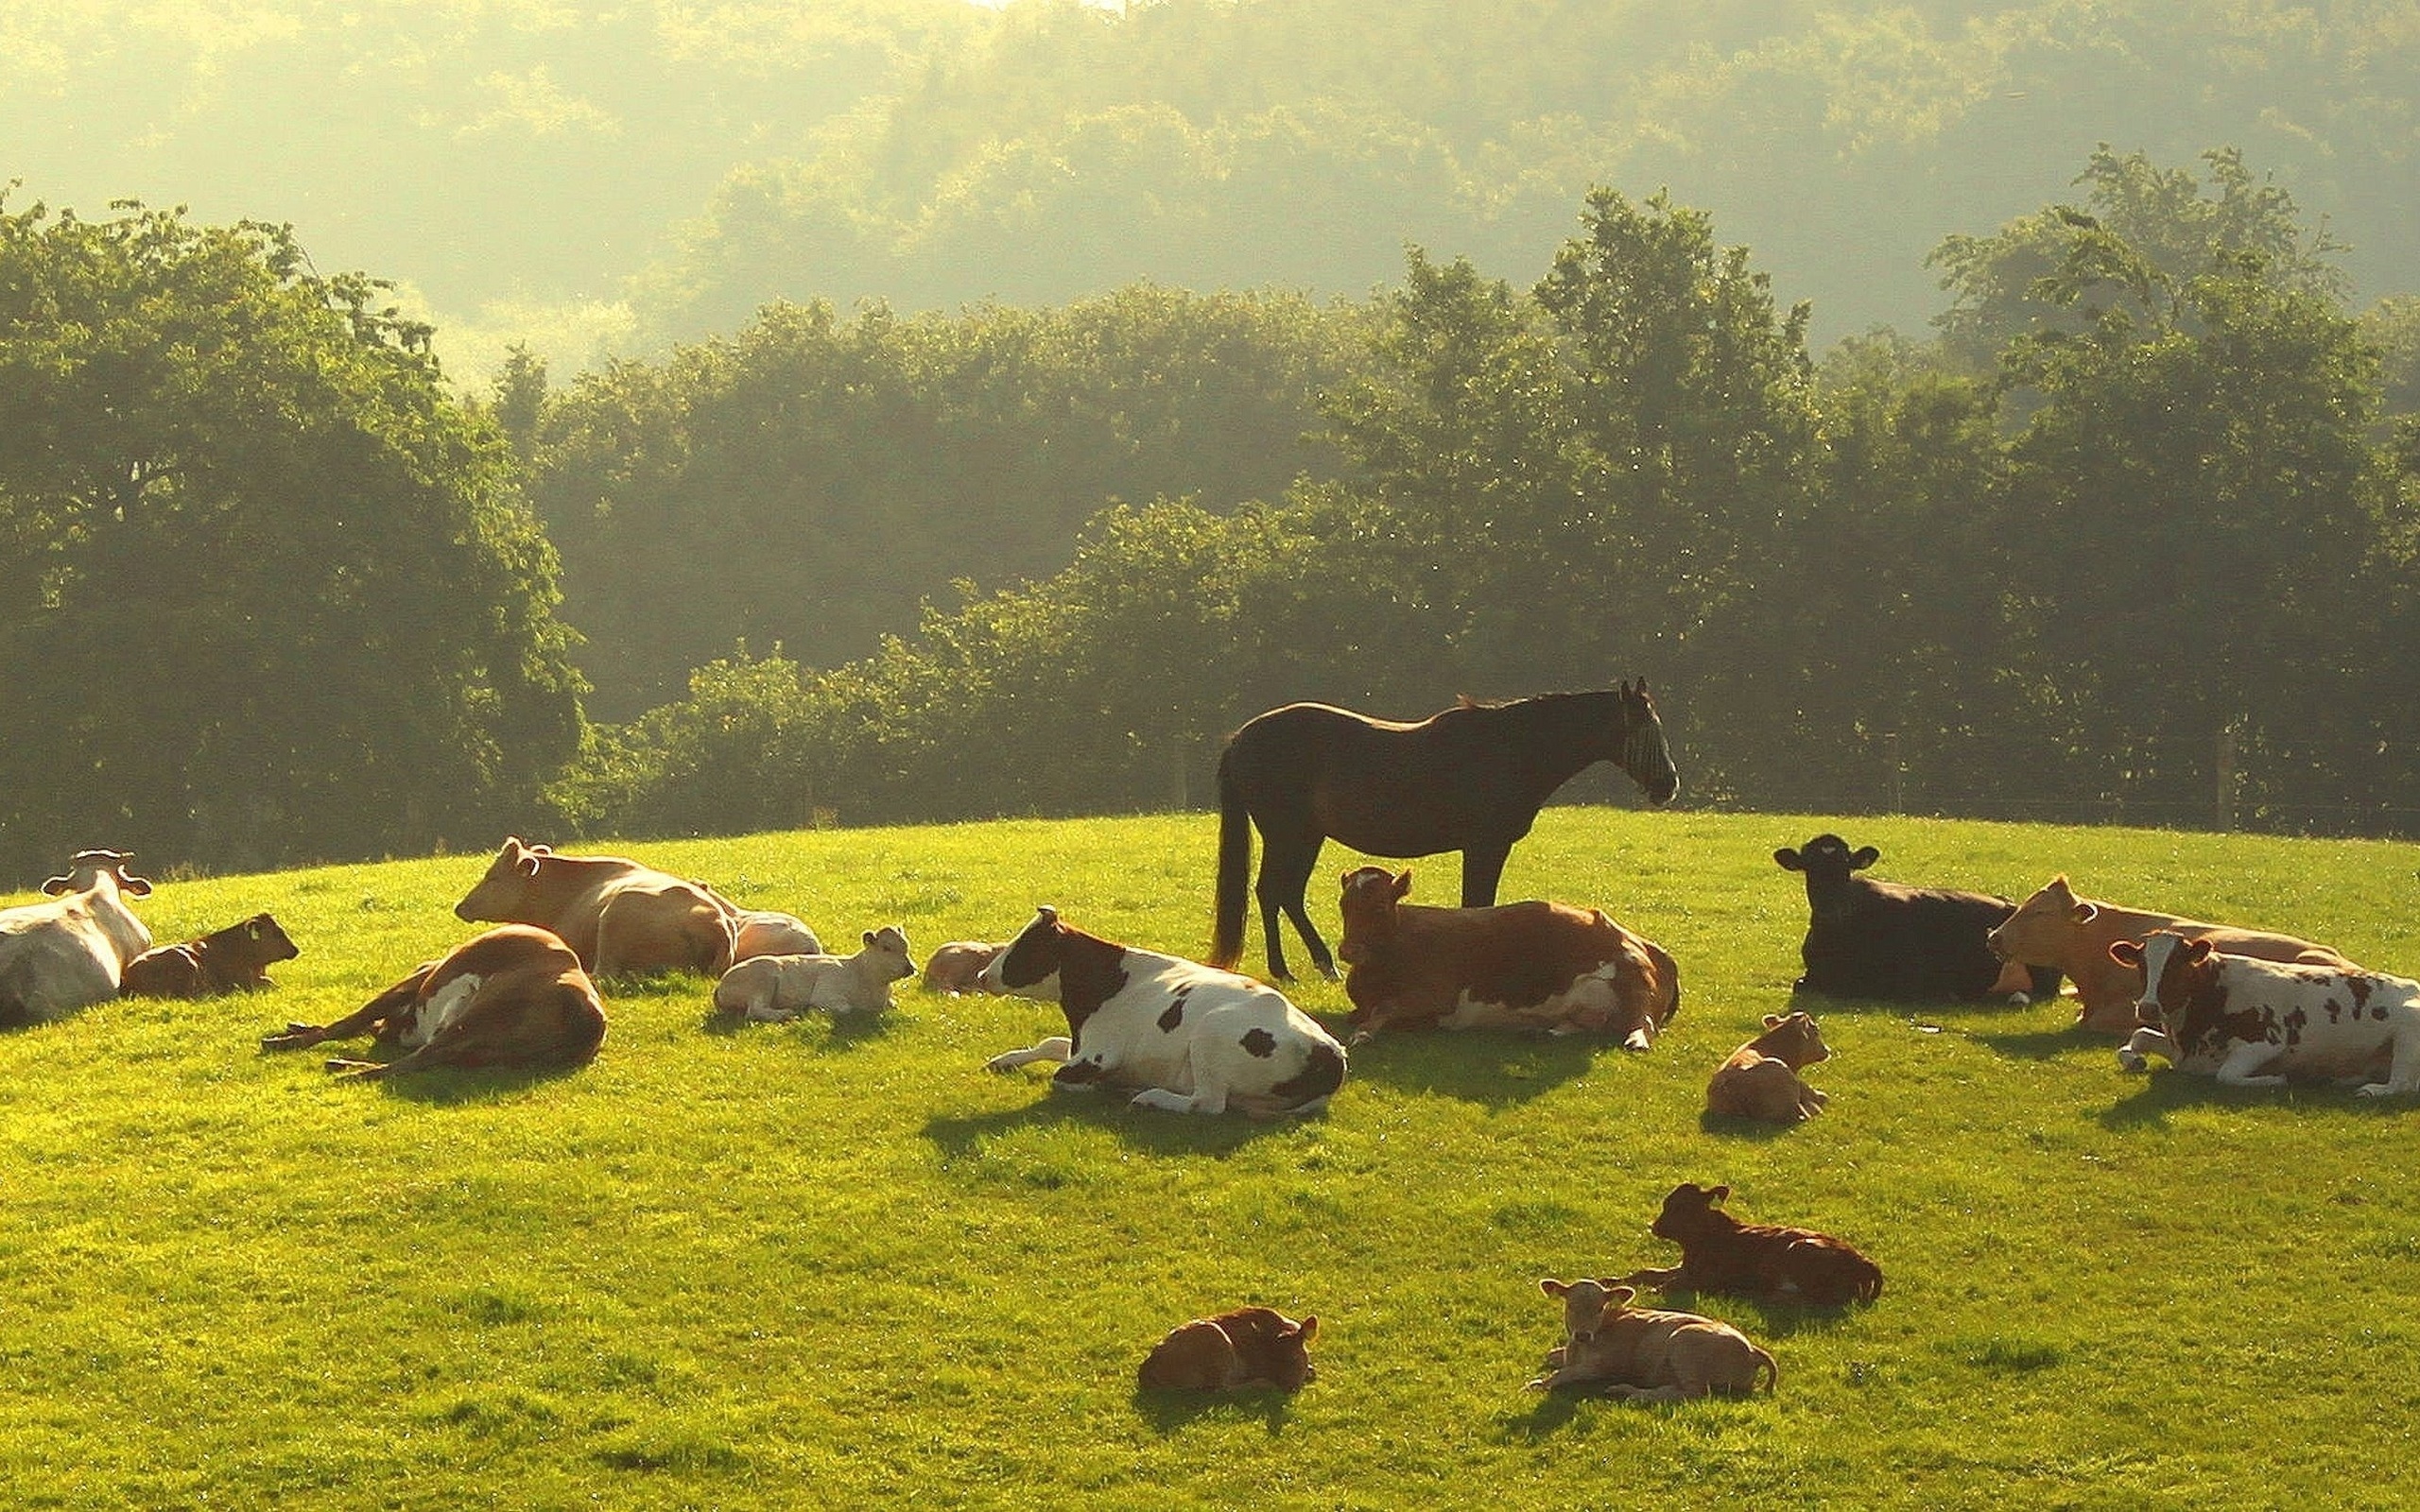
[979,906,1346,1118]
[2112,930,2420,1094]
[1774,833,2060,1004]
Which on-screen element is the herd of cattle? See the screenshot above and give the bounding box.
[5,819,2416,1400]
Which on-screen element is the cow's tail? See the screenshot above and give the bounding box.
[1208,747,1253,971]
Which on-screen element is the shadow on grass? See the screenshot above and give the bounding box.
[1495,1387,1588,1439]
[2098,1068,2409,1129]
[1969,1023,2102,1061]
[1132,1385,1296,1436]
[923,1087,1301,1163]
[1697,1110,1810,1142]
[1334,1027,1602,1107]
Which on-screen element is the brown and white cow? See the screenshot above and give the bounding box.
[455,837,736,977]
[1334,867,1679,1049]
[1704,1012,1832,1124]
[980,906,1346,1118]
[1137,1307,1320,1392]
[0,850,153,1026]
[2111,930,2420,1093]
[260,923,606,1081]
[1528,1280,1777,1400]
[1986,874,2350,1034]
[119,913,299,998]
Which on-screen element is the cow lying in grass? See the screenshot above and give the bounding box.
[923,941,1005,995]
[1528,1280,1776,1400]
[0,850,153,1026]
[713,927,916,1022]
[1774,833,2055,1004]
[2112,930,2420,1093]
[455,837,735,977]
[1136,1307,1319,1392]
[260,924,606,1081]
[1616,1182,1882,1306]
[120,913,299,998]
[1704,1012,1832,1124]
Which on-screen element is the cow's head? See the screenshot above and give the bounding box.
[1612,680,1680,806]
[1336,867,1411,966]
[2109,929,2209,1029]
[979,906,1066,1000]
[43,850,152,899]
[1757,1010,1831,1067]
[1987,875,2094,964]
[232,913,301,967]
[456,836,544,923]
[1650,1180,1731,1243]
[1539,1278,1636,1343]
[859,925,916,982]
[1773,834,1877,919]
[1253,1313,1321,1390]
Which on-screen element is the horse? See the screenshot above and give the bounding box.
[1208,681,1679,982]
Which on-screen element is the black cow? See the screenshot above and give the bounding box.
[1773,834,2061,1004]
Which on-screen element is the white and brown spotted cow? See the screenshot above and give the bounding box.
[980,906,1346,1118]
[2111,930,2420,1094]
[1335,866,1679,1049]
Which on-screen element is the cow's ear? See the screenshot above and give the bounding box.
[517,851,542,879]
[1709,1184,1731,1204]
[1763,1013,1785,1028]
[1604,1284,1636,1307]
[530,843,553,856]
[1773,848,1803,871]
[862,929,876,948]
[1295,1316,1319,1341]
[2072,902,2099,925]
[246,920,266,942]
[2186,938,2215,964]
[1391,869,1413,901]
[1539,1278,1568,1297]
[2109,940,2143,968]
[1850,846,1881,870]
[40,873,70,896]
[1035,905,1059,926]
[117,868,153,897]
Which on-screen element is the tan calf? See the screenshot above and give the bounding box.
[1528,1280,1776,1400]
[1704,1012,1832,1124]
[923,941,1004,995]
[1137,1307,1319,1392]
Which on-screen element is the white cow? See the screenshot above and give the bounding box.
[731,909,822,962]
[979,906,1346,1118]
[2112,930,2420,1095]
[714,926,914,1022]
[0,850,154,1026]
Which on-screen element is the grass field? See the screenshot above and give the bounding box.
[5,808,2419,1509]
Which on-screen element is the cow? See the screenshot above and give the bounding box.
[1615,1182,1883,1307]
[732,909,822,962]
[1334,867,1679,1050]
[1704,1012,1832,1124]
[119,913,299,998]
[923,941,1005,995]
[1137,1307,1320,1392]
[259,923,605,1081]
[454,837,736,977]
[1527,1280,1777,1400]
[1987,874,2352,1034]
[0,850,154,1027]
[2111,930,2420,1093]
[979,906,1347,1119]
[713,926,915,1022]
[1774,834,2058,1005]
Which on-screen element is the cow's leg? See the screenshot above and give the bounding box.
[2356,1025,2420,1097]
[984,1036,1072,1074]
[2214,1040,2288,1088]
[1253,830,1331,982]
[263,965,432,1051]
[1609,1264,1689,1291]
[1460,840,1512,909]
[1603,1383,1686,1403]
[2116,1026,2169,1073]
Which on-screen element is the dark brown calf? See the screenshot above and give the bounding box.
[1136,1307,1319,1391]
[259,924,605,1081]
[1616,1182,1882,1307]
[119,913,299,998]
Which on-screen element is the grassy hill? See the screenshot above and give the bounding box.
[4,808,2417,1507]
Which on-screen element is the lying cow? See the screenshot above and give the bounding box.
[119,913,299,998]
[924,941,1004,995]
[1528,1280,1776,1400]
[713,926,915,1022]
[1775,834,2056,1004]
[1137,1307,1320,1392]
[981,906,1346,1118]
[1704,1012,1832,1124]
[1335,867,1679,1049]
[1987,874,2351,1034]
[455,837,735,977]
[260,923,606,1080]
[2112,930,2420,1094]
[1616,1182,1883,1307]
[0,850,153,1026]
[733,909,822,962]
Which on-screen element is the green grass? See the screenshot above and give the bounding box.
[6,809,2420,1509]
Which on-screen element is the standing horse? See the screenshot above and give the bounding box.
[1209,681,1679,982]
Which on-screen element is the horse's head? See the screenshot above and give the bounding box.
[1614,680,1679,805]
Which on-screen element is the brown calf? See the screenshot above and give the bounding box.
[119,913,299,998]
[1616,1182,1882,1307]
[1136,1306,1319,1392]
[922,941,1003,995]
[454,837,735,977]
[1704,1012,1832,1124]
[259,924,605,1081]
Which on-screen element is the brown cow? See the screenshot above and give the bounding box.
[1616,1182,1882,1307]
[259,924,605,1081]
[1137,1307,1319,1392]
[455,837,735,977]
[1528,1280,1777,1400]
[923,941,1004,995]
[119,913,298,998]
[1986,874,2352,1034]
[1335,866,1679,1049]
[1704,1012,1832,1124]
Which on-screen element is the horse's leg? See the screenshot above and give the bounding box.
[1255,829,1331,982]
[1461,840,1512,909]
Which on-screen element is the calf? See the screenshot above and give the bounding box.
[1775,834,2057,1004]
[924,941,1005,995]
[713,926,915,1022]
[0,850,153,1026]
[455,837,735,977]
[1704,1012,1832,1124]
[1137,1307,1319,1392]
[1988,874,2352,1034]
[1527,1280,1776,1400]
[2111,930,2420,1093]
[981,906,1346,1118]
[259,923,605,1081]
[1335,867,1678,1049]
[1616,1182,1882,1307]
[119,913,299,998]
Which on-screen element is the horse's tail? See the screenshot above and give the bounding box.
[1208,746,1253,971]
